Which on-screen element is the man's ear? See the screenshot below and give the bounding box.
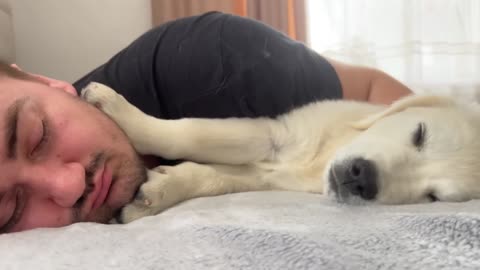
[10,64,21,71]
[351,94,456,130]
[10,64,78,96]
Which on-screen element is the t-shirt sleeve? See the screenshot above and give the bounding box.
[73,12,342,119]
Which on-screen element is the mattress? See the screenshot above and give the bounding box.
[1,191,479,270]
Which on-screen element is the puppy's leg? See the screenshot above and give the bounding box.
[81,83,284,164]
[120,161,271,223]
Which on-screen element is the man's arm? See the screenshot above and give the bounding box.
[327,58,413,104]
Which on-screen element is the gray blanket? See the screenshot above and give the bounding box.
[1,191,479,270]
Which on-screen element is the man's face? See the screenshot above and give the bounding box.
[0,76,146,233]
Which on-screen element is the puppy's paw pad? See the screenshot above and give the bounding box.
[152,166,170,174]
[81,82,127,112]
[119,202,157,223]
[133,183,165,205]
[118,169,187,223]
[81,82,114,101]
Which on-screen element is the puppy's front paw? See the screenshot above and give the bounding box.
[81,82,133,117]
[119,167,187,223]
[81,82,151,153]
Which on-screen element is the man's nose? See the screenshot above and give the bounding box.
[23,162,86,208]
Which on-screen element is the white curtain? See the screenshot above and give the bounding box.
[306,0,480,95]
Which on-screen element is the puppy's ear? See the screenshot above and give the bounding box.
[351,94,456,129]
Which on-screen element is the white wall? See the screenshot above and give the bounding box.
[0,0,14,63]
[11,0,152,83]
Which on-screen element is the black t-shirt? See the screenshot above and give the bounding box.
[73,11,342,119]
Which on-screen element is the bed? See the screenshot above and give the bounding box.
[1,192,480,269]
[1,3,480,269]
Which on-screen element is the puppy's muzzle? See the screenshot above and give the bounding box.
[330,157,378,201]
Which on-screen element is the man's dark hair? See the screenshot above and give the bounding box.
[0,60,35,80]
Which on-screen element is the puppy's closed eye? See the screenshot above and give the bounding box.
[412,122,426,150]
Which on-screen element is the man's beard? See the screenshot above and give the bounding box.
[74,94,148,223]
[73,151,148,224]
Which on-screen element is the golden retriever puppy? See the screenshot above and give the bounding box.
[82,83,480,223]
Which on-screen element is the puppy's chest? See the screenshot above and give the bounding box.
[253,148,332,193]
[253,126,354,193]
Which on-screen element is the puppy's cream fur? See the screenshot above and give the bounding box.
[82,83,480,223]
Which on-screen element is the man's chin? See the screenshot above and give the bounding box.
[83,151,147,224]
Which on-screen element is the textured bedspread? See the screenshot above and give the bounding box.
[1,191,479,270]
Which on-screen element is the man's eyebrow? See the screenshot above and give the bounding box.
[4,98,28,159]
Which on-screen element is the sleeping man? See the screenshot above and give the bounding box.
[0,12,411,233]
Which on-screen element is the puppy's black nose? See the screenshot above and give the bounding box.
[339,158,378,200]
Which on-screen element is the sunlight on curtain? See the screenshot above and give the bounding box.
[306,0,480,95]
